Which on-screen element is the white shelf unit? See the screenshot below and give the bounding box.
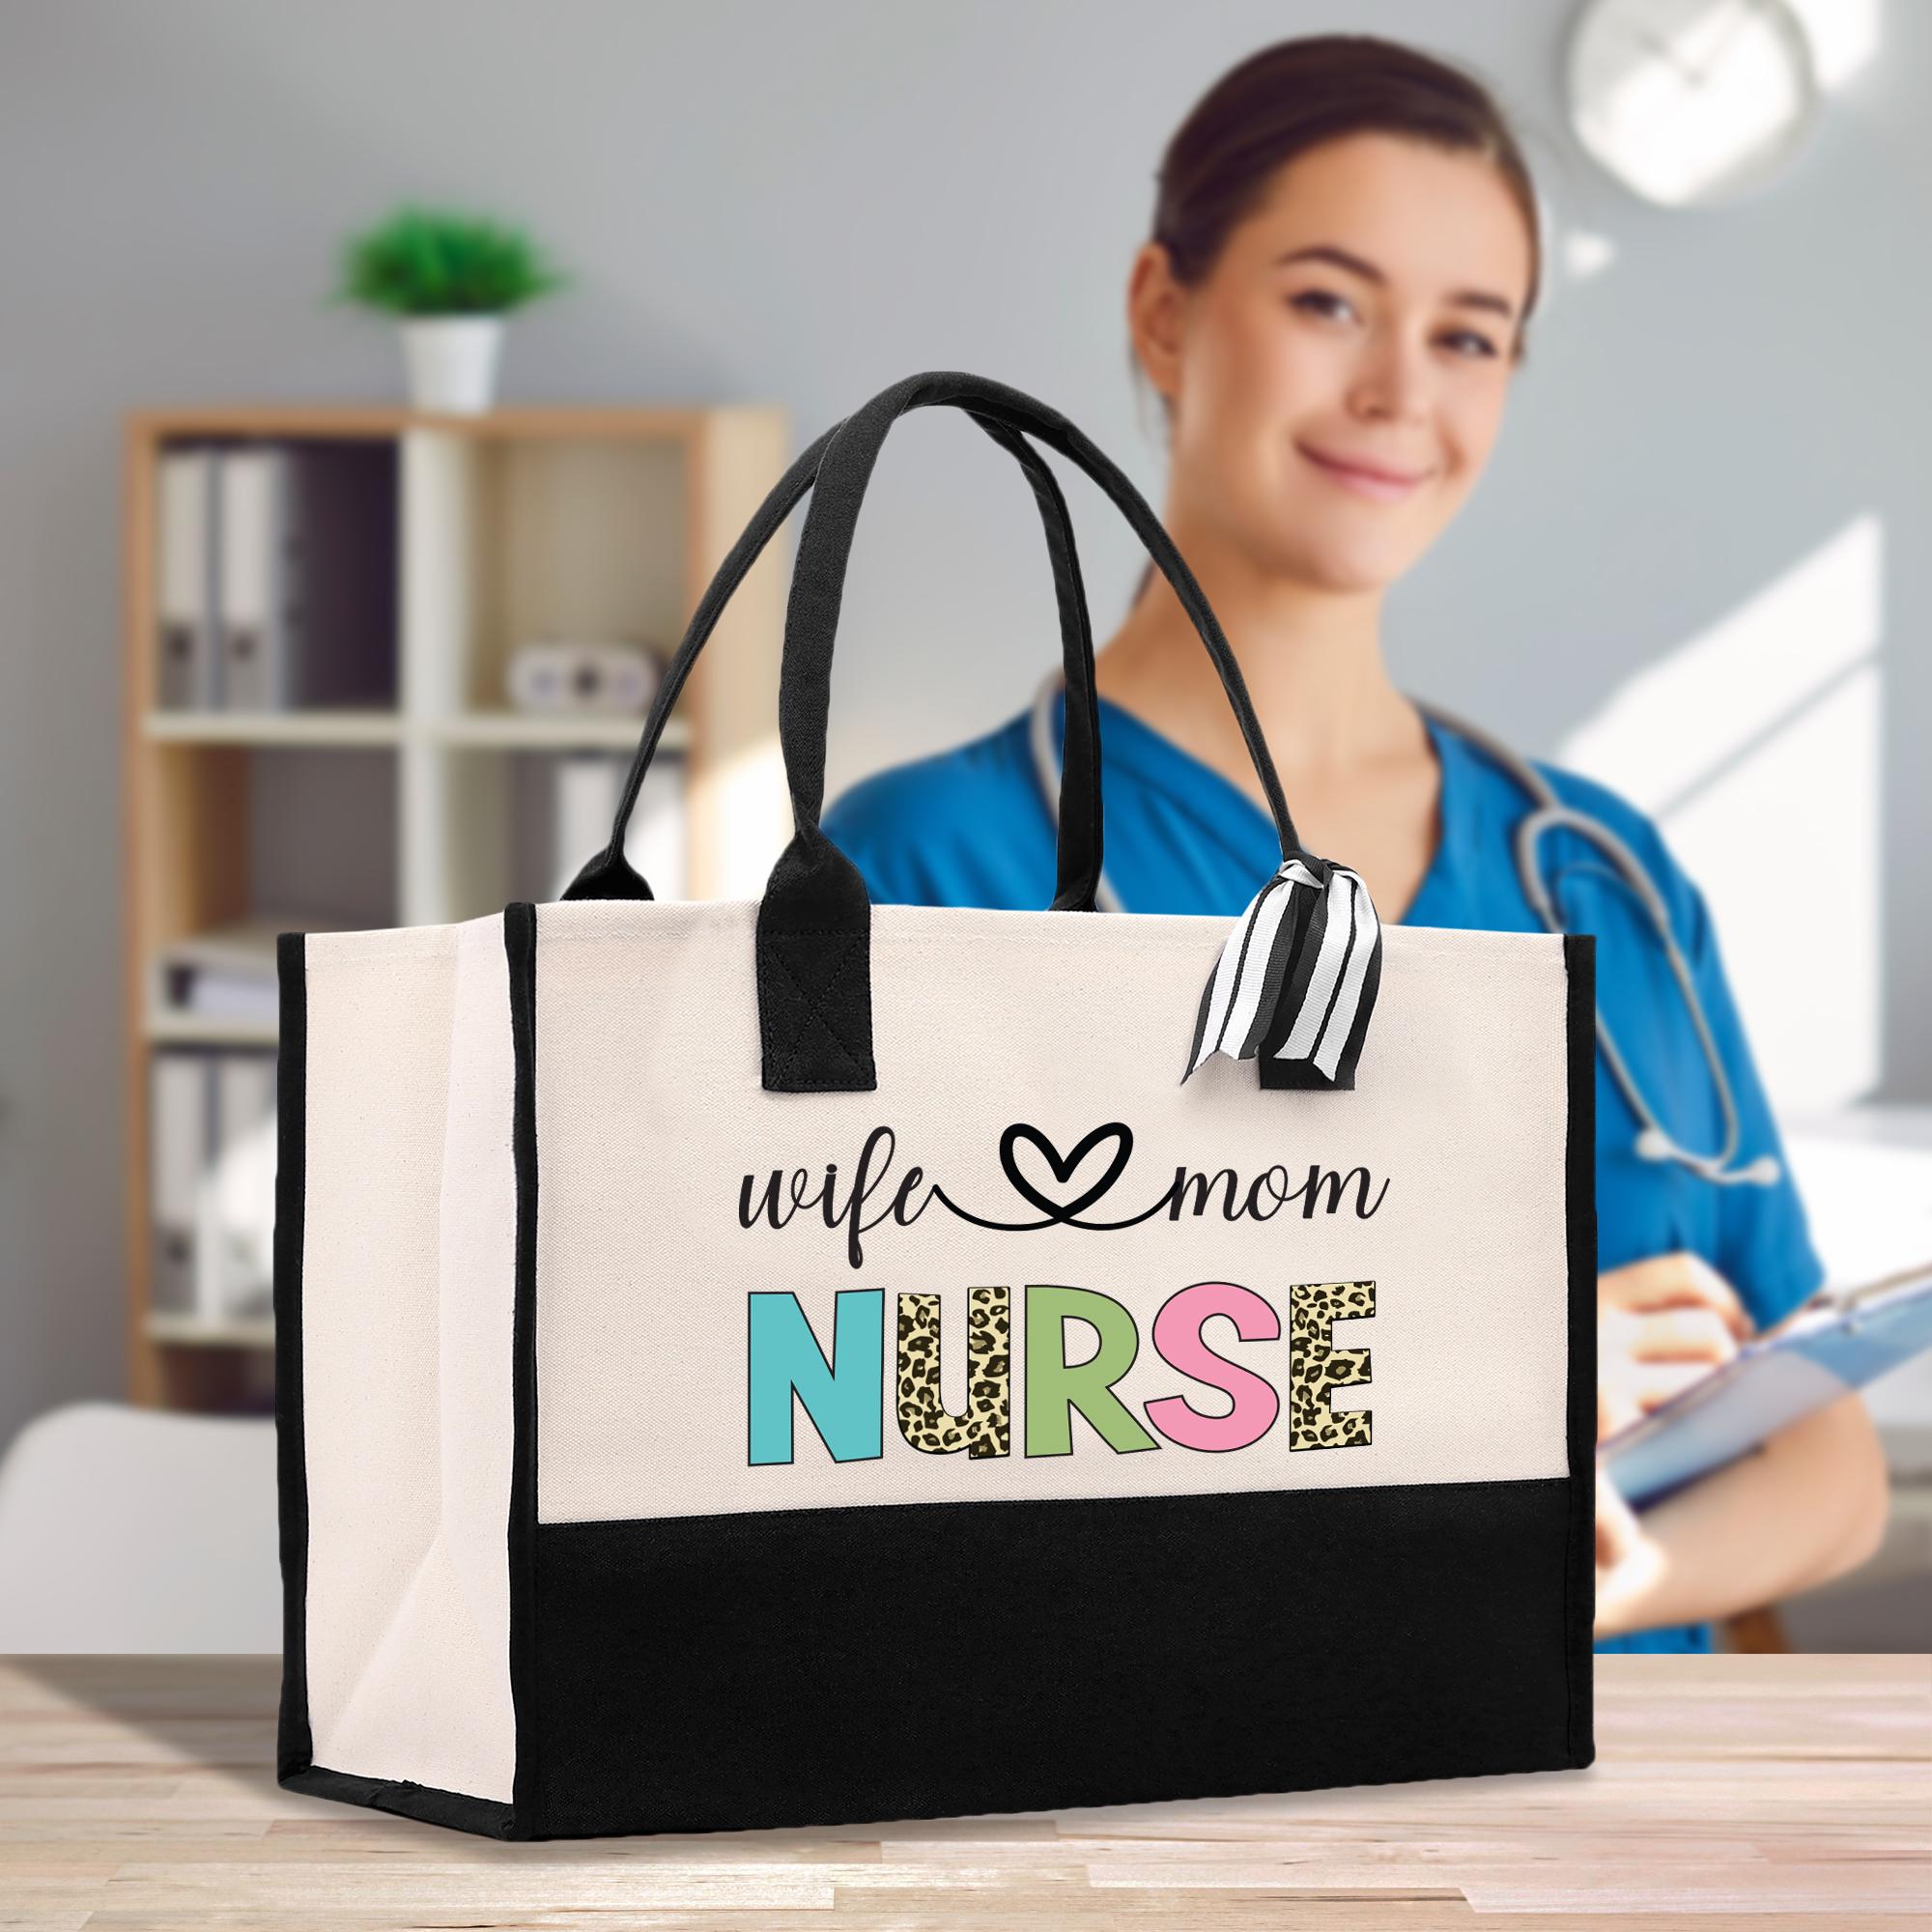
[123,403,793,1406]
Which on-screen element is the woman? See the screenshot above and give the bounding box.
[821,35,1890,1650]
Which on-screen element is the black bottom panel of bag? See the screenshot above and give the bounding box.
[531,1474,1591,1839]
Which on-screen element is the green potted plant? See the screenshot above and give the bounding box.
[334,205,568,412]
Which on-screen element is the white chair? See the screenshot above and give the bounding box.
[0,1400,280,1652]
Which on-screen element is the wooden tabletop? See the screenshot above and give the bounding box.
[1,1655,1925,1928]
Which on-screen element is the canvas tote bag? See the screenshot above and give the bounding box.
[275,370,1597,1842]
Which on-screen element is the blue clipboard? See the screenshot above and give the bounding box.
[1601,1261,1932,1509]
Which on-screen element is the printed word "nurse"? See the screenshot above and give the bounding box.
[748,1280,1375,1465]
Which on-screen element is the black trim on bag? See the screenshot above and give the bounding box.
[281,1764,517,1838]
[529,1473,1580,1839]
[1562,932,1599,1766]
[504,901,544,1839]
[271,917,545,1844]
[273,931,311,1783]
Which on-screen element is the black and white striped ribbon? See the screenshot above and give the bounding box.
[1181,855,1383,1089]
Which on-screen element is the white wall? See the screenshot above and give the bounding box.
[0,0,1922,1457]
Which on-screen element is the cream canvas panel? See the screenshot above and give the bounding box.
[300,918,518,1804]
[531,899,1576,1524]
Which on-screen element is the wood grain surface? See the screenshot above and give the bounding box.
[0,1655,1925,1928]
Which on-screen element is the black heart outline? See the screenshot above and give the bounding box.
[999,1121,1134,1224]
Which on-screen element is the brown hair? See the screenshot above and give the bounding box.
[1143,34,1541,382]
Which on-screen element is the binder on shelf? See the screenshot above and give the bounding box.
[152,917,292,1026]
[552,749,687,902]
[156,446,220,709]
[213,440,400,712]
[150,1043,279,1328]
[206,1051,278,1323]
[148,1051,208,1316]
[213,445,290,713]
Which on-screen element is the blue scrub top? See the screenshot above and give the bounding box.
[822,688,1827,1655]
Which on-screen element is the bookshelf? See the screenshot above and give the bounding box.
[123,403,793,1412]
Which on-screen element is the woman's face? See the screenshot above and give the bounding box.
[1133,131,1534,595]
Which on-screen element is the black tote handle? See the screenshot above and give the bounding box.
[564,411,1108,912]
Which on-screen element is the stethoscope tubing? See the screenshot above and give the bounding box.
[1027,671,1779,1188]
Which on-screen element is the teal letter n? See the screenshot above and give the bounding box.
[748,1289,884,1465]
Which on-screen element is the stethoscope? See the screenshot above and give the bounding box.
[1028,670,1781,1188]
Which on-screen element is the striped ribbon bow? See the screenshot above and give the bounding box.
[1181,855,1383,1090]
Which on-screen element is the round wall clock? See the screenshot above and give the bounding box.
[1566,0,1823,208]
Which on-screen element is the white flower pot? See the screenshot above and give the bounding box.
[400,315,504,413]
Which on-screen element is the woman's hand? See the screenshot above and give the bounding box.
[1589,1390,1889,1638]
[1598,1251,1756,1439]
[1593,1455,1667,1638]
